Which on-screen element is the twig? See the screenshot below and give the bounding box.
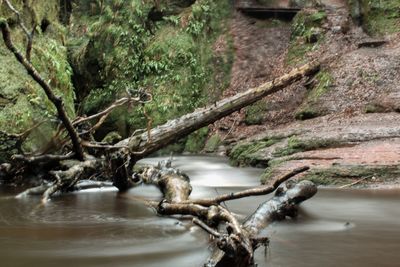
[73,97,136,127]
[339,176,369,188]
[192,218,221,238]
[81,141,129,150]
[0,21,85,160]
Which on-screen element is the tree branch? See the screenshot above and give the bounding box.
[0,21,85,160]
[4,0,35,61]
[183,166,310,206]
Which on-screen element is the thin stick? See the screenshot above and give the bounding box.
[339,176,369,188]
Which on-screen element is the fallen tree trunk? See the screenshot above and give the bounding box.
[139,160,316,267]
[119,62,319,158]
[111,62,320,190]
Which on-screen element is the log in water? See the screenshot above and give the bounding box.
[0,156,399,267]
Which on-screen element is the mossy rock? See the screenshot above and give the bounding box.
[295,69,332,120]
[229,138,281,167]
[273,136,340,157]
[184,127,209,153]
[204,134,221,153]
[295,107,320,120]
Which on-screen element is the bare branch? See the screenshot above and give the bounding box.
[12,152,75,164]
[73,97,136,127]
[4,0,35,61]
[183,166,310,206]
[0,21,85,160]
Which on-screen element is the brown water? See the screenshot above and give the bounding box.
[0,156,399,267]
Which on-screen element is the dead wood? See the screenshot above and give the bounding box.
[183,166,310,206]
[138,160,316,267]
[117,61,319,159]
[17,158,104,203]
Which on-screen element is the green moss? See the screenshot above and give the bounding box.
[303,165,400,186]
[295,107,320,120]
[364,103,387,114]
[273,136,340,157]
[184,127,209,153]
[0,1,75,158]
[229,137,281,166]
[101,131,122,145]
[262,161,400,186]
[204,134,221,153]
[295,69,332,120]
[286,10,326,65]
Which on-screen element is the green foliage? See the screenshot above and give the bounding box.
[184,127,209,153]
[363,0,400,35]
[204,134,221,153]
[74,0,233,152]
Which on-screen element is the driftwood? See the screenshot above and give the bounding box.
[138,160,317,267]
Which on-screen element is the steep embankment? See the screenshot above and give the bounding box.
[221,0,400,187]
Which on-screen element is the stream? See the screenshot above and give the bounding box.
[0,155,399,267]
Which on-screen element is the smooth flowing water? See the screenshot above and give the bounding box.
[0,156,399,267]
